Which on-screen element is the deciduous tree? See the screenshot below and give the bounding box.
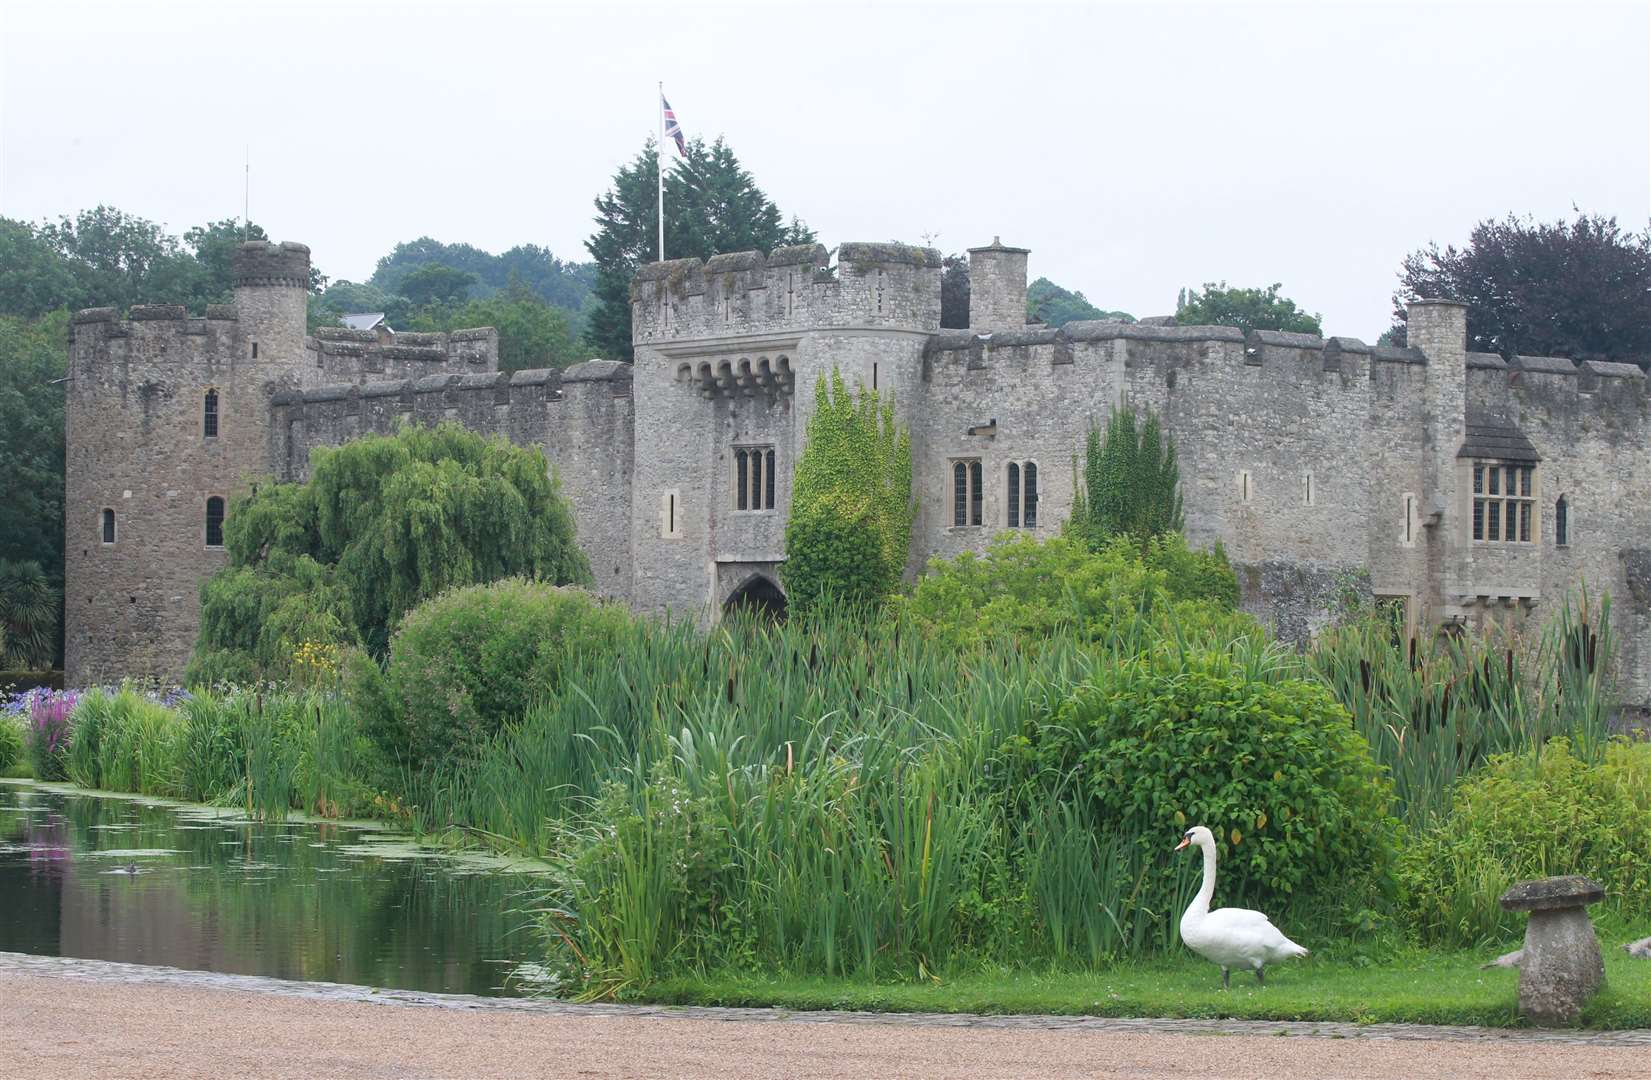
[1389,212,1651,363]
[1175,282,1322,335]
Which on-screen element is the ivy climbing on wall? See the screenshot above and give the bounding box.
[781,369,913,615]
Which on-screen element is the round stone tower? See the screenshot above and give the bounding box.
[63,241,312,685]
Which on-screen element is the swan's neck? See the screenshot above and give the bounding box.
[1188,840,1217,918]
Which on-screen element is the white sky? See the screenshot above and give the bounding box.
[3,0,1647,340]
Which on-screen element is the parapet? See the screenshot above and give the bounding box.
[630,240,941,340]
[838,242,941,268]
[308,325,498,377]
[233,240,311,287]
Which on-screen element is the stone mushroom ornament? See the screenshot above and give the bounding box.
[1497,875,1606,1026]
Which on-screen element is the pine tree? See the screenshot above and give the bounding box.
[583,137,813,361]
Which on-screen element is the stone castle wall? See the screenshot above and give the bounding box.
[269,362,635,603]
[64,234,1651,709]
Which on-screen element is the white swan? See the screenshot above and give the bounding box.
[1175,825,1308,988]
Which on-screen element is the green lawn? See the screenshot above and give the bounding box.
[647,946,1651,1028]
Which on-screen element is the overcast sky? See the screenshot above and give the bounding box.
[3,0,1647,340]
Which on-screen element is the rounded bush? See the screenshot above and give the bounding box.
[375,579,633,770]
[780,494,895,616]
[1022,649,1397,911]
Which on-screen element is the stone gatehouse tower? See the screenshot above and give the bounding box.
[64,238,1651,707]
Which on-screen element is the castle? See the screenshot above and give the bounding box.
[65,239,1651,706]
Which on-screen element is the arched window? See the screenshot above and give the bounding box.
[1006,462,1039,529]
[1555,495,1568,547]
[203,389,219,438]
[732,447,776,511]
[969,461,983,526]
[101,508,116,545]
[205,497,226,548]
[953,462,967,527]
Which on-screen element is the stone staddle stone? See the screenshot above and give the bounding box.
[1500,876,1606,1025]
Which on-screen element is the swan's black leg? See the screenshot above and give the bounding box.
[1256,967,1265,986]
[1221,968,1230,990]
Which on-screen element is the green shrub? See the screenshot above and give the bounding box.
[905,533,1256,653]
[1399,738,1651,947]
[1141,533,1239,609]
[779,494,893,615]
[1019,648,1397,915]
[376,579,634,771]
[0,714,21,774]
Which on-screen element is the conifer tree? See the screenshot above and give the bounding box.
[584,137,813,361]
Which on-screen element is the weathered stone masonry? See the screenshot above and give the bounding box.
[66,238,1651,708]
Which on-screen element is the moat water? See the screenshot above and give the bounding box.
[0,781,551,997]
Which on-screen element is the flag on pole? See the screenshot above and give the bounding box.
[661,95,687,157]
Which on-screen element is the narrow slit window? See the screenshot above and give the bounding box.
[1556,496,1568,546]
[953,462,967,527]
[203,389,219,438]
[668,493,675,535]
[1024,463,1038,528]
[751,450,763,511]
[1007,463,1020,528]
[102,508,115,545]
[1304,472,1313,506]
[251,342,258,360]
[969,461,983,526]
[735,450,749,511]
[764,450,776,510]
[205,497,225,548]
[1404,495,1413,544]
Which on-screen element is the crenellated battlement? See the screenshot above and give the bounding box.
[233,240,311,288]
[630,241,942,346]
[305,325,499,380]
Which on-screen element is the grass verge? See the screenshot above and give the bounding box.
[646,947,1651,1029]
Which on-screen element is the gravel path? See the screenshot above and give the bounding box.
[2,953,1647,1079]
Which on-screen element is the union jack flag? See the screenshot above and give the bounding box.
[661,95,687,157]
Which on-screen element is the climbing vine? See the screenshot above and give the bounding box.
[782,369,913,614]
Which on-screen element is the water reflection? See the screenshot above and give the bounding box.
[0,782,548,997]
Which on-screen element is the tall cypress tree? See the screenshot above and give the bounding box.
[584,136,813,361]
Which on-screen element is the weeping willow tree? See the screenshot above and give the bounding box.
[188,423,590,684]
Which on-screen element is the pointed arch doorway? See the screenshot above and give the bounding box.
[724,574,787,621]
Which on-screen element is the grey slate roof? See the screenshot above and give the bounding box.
[340,312,385,331]
[1458,412,1541,462]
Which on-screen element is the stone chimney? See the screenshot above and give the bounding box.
[967,237,1030,334]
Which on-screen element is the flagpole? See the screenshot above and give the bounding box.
[657,81,665,263]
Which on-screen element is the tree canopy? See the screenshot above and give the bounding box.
[403,282,583,373]
[1175,282,1322,335]
[368,237,595,315]
[584,136,813,361]
[1027,277,1134,327]
[188,423,592,683]
[1389,212,1651,363]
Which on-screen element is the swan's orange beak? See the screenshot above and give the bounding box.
[1174,837,1190,852]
